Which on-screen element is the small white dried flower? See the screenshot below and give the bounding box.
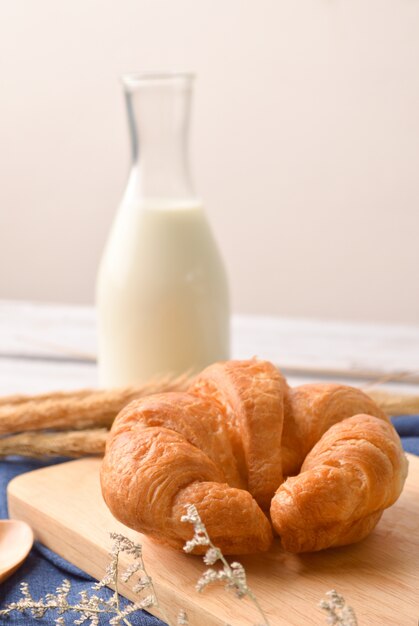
[132,575,152,594]
[109,533,142,558]
[56,580,71,596]
[320,590,358,626]
[92,558,117,590]
[110,601,141,624]
[121,561,143,583]
[78,590,88,603]
[180,504,200,524]
[20,582,31,598]
[203,547,221,565]
[181,504,212,554]
[177,609,189,624]
[182,503,271,626]
[196,568,220,592]
[226,562,248,598]
[139,594,155,608]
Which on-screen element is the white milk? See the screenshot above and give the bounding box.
[96,199,230,386]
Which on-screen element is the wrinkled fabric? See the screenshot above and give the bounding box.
[392,416,419,455]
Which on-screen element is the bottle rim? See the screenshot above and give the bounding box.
[121,71,195,90]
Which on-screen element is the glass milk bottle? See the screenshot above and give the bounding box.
[96,73,230,386]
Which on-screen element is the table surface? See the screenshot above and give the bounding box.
[1,299,418,395]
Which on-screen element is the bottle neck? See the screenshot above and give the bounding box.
[123,74,196,202]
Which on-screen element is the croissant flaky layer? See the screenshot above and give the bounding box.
[101,359,408,555]
[271,414,408,552]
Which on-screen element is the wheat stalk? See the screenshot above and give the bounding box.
[366,389,419,416]
[0,373,192,435]
[0,388,95,407]
[0,429,108,458]
[0,374,417,458]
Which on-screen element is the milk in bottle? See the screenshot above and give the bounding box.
[96,73,229,386]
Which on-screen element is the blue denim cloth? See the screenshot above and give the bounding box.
[392,415,419,455]
[0,417,418,625]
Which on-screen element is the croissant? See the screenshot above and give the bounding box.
[101,359,408,555]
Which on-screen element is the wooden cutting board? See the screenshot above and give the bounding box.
[7,455,419,626]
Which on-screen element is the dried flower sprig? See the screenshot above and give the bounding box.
[319,589,358,626]
[0,533,171,626]
[91,532,167,624]
[181,504,270,626]
[0,578,132,626]
[0,519,359,626]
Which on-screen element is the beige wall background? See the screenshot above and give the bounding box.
[0,0,418,324]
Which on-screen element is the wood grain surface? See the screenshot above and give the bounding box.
[7,455,419,626]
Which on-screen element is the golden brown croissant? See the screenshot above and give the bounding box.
[101,359,408,555]
[271,413,408,552]
[101,360,285,554]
